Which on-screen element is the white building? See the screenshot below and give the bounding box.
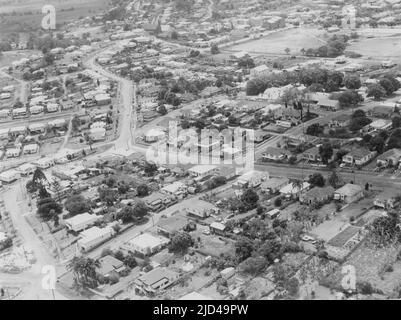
[236,170,269,188]
[65,213,100,232]
[5,148,21,158]
[17,163,36,176]
[23,144,39,155]
[188,164,218,177]
[78,226,114,252]
[144,128,166,143]
[0,170,20,183]
[34,157,55,169]
[89,127,106,141]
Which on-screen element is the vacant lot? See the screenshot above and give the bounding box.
[326,243,401,297]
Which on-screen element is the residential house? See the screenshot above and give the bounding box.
[250,65,270,78]
[342,148,376,166]
[361,119,392,133]
[326,225,364,259]
[329,114,350,127]
[135,268,179,296]
[160,181,187,199]
[235,170,269,188]
[377,148,401,167]
[317,98,340,111]
[369,105,394,118]
[302,147,321,162]
[97,255,126,278]
[188,164,218,178]
[299,186,335,205]
[65,213,100,232]
[143,192,173,212]
[280,181,310,198]
[334,184,364,203]
[125,233,170,256]
[209,222,226,236]
[78,226,114,252]
[373,189,399,210]
[156,215,188,238]
[186,199,219,219]
[261,177,290,194]
[262,147,292,162]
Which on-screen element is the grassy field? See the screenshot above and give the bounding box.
[226,27,326,56]
[349,36,401,60]
[0,0,110,34]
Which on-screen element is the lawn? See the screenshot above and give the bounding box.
[0,0,110,35]
[349,36,401,60]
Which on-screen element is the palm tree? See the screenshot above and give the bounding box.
[31,167,48,191]
[291,179,303,191]
[67,256,100,289]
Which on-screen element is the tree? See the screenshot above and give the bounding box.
[284,277,300,297]
[123,253,137,268]
[387,129,401,149]
[157,105,167,115]
[38,186,51,200]
[43,52,55,65]
[241,188,259,210]
[367,212,400,247]
[284,47,290,55]
[369,135,385,154]
[392,116,401,129]
[118,201,148,224]
[258,239,283,264]
[367,83,386,100]
[37,197,61,221]
[309,173,325,187]
[64,195,91,216]
[235,237,255,263]
[137,184,149,197]
[238,256,267,275]
[144,162,158,176]
[274,197,282,207]
[117,181,129,194]
[344,75,361,90]
[379,78,395,95]
[67,256,100,290]
[169,232,193,254]
[27,168,48,193]
[328,171,341,188]
[319,143,333,165]
[51,180,62,202]
[210,44,220,55]
[338,90,362,108]
[352,109,366,119]
[306,123,324,136]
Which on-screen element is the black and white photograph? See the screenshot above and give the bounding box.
[0,0,400,306]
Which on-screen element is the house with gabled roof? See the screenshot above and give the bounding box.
[376,148,401,167]
[300,186,335,205]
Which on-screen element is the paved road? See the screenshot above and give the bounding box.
[0,183,68,300]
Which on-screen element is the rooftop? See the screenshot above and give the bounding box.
[335,183,363,196]
[128,233,170,249]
